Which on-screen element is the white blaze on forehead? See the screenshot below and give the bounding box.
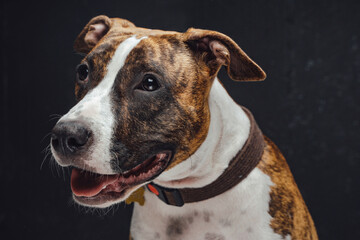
[58,35,146,174]
[90,35,146,97]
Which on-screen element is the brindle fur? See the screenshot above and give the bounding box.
[111,36,212,170]
[258,137,318,239]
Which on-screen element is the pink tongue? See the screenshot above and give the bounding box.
[71,168,118,197]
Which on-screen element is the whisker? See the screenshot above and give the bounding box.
[40,144,52,170]
[49,156,57,176]
[61,166,66,181]
[41,132,53,143]
[49,113,63,118]
[48,113,63,122]
[53,157,62,178]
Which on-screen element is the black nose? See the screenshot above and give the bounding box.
[51,121,92,156]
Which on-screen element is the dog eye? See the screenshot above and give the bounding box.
[140,75,160,91]
[76,64,89,81]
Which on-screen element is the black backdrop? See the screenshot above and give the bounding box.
[1,0,359,239]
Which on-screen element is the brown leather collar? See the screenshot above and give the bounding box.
[147,107,265,207]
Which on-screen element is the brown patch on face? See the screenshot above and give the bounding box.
[166,36,214,168]
[106,35,216,172]
[257,137,318,239]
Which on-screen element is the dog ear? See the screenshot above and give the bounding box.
[183,28,266,81]
[73,15,112,54]
[73,15,136,54]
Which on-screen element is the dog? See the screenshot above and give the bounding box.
[50,15,318,240]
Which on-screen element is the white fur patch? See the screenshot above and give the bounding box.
[52,36,146,174]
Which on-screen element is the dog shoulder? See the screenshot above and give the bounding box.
[257,136,318,240]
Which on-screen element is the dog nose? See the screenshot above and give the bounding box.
[51,121,92,156]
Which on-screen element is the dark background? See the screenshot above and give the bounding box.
[1,0,359,239]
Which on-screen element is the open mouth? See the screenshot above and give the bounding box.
[71,151,172,206]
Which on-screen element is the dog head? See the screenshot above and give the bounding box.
[50,15,265,207]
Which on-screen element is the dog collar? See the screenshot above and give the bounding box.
[146,107,265,207]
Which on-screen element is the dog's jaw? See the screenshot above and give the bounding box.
[70,152,172,207]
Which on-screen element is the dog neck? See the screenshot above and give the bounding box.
[155,77,251,188]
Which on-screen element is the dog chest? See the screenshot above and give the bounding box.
[130,168,285,240]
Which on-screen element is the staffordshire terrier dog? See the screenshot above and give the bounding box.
[50,15,318,240]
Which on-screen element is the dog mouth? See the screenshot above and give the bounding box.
[71,151,172,206]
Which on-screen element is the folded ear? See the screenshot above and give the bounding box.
[73,15,136,54]
[183,28,266,81]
